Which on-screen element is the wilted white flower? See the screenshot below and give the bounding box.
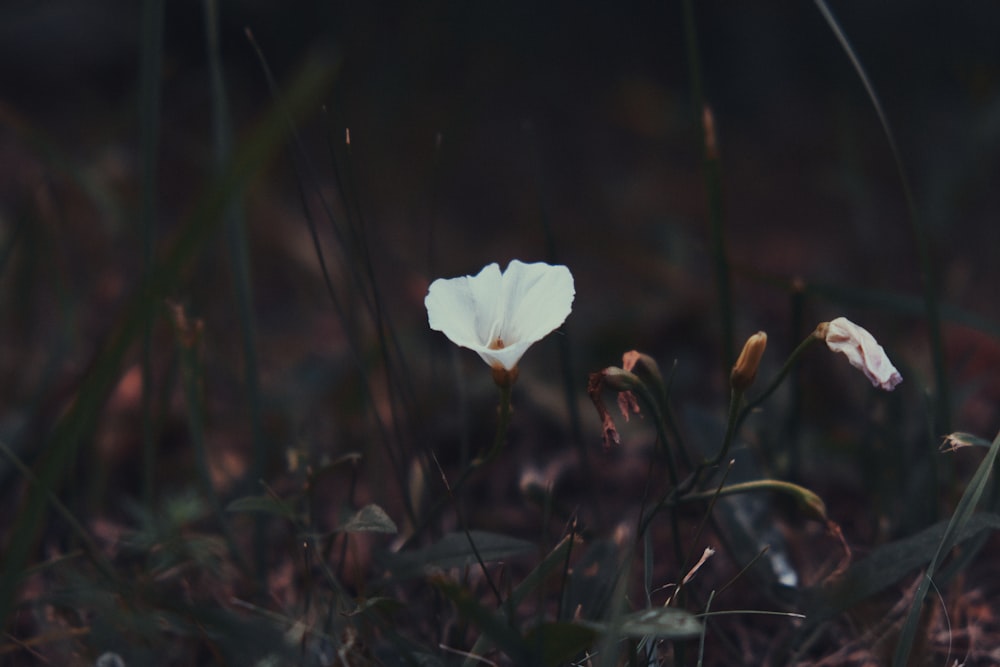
[820,317,903,391]
[425,260,575,371]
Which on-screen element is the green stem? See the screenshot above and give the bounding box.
[138,0,164,511]
[401,378,514,549]
[737,333,821,433]
[682,0,734,372]
[678,479,826,517]
[673,331,820,500]
[476,381,514,467]
[673,388,742,500]
[713,388,742,469]
[814,0,949,434]
[176,328,248,573]
[0,440,118,586]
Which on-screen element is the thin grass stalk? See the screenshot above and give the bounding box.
[203,0,269,583]
[138,0,165,510]
[285,164,416,527]
[681,0,734,373]
[786,282,806,480]
[526,125,601,532]
[0,222,70,494]
[430,451,504,610]
[244,35,418,526]
[525,123,585,448]
[173,312,247,572]
[712,388,742,471]
[335,463,361,585]
[333,130,425,515]
[0,440,118,587]
[328,128,374,312]
[814,0,950,434]
[672,387,745,500]
[737,333,820,434]
[675,461,733,600]
[696,590,715,667]
[628,381,680,491]
[892,428,1000,666]
[662,363,695,472]
[595,545,634,667]
[734,266,1000,339]
[557,521,576,622]
[400,381,512,549]
[0,57,334,628]
[937,445,1000,584]
[643,529,654,609]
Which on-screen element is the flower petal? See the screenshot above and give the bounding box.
[475,340,534,370]
[425,263,503,351]
[824,317,903,391]
[425,260,575,371]
[497,260,575,349]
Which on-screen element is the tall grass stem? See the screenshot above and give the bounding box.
[814,0,950,433]
[204,0,269,583]
[138,0,165,510]
[0,56,334,627]
[681,0,735,373]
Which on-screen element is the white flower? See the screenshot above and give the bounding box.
[425,260,575,371]
[821,317,903,391]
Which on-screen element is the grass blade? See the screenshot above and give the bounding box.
[681,0,735,373]
[203,0,269,582]
[892,429,1000,665]
[814,0,950,433]
[0,55,336,629]
[138,0,165,509]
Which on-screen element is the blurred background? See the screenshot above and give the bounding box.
[2,0,1000,663]
[3,0,999,451]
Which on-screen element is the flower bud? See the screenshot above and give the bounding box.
[730,331,767,392]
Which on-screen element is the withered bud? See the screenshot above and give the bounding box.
[602,366,643,392]
[730,331,767,392]
[587,371,620,451]
[622,350,643,373]
[616,390,641,422]
[622,349,662,381]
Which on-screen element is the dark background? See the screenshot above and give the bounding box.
[2,2,999,662]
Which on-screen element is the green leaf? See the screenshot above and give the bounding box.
[343,596,404,617]
[0,51,337,630]
[225,495,296,520]
[383,531,535,580]
[524,622,597,666]
[463,535,577,666]
[941,431,993,451]
[582,607,702,640]
[309,452,363,484]
[803,511,1000,624]
[616,607,703,639]
[893,429,1000,666]
[433,577,528,663]
[339,504,397,534]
